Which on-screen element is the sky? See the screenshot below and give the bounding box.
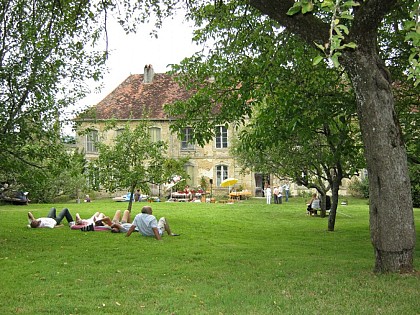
[64,13,200,134]
[81,14,199,105]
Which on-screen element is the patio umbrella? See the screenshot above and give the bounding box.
[220,178,238,187]
[220,178,238,194]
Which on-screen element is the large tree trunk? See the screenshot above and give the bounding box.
[343,51,415,273]
[250,0,416,273]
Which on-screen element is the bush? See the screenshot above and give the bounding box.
[348,177,369,198]
[297,190,312,199]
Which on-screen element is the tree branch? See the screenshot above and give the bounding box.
[350,0,398,49]
[249,0,330,47]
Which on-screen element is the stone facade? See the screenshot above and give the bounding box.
[75,65,257,197]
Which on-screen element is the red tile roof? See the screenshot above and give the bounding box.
[80,73,193,120]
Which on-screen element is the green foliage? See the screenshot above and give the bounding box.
[94,122,166,194]
[231,36,364,182]
[393,60,420,207]
[409,163,420,207]
[0,0,107,186]
[168,4,365,216]
[0,199,419,313]
[0,132,88,203]
[287,0,359,67]
[404,1,420,86]
[348,177,369,199]
[200,175,208,191]
[93,121,189,196]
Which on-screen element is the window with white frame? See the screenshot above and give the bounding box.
[181,127,194,150]
[86,130,98,153]
[215,126,228,148]
[216,165,228,186]
[148,127,161,142]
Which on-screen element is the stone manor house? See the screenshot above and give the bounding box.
[75,65,278,197]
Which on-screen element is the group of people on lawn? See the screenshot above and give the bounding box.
[27,206,179,240]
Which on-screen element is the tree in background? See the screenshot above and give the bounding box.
[0,143,89,203]
[228,37,364,230]
[0,0,106,192]
[1,0,417,273]
[156,0,417,273]
[92,121,189,212]
[247,0,416,274]
[234,100,364,231]
[378,1,420,208]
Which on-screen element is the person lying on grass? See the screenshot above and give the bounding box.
[75,210,136,232]
[107,209,139,233]
[75,211,108,227]
[28,207,74,228]
[73,211,110,231]
[126,206,179,240]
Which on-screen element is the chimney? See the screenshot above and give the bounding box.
[143,64,154,83]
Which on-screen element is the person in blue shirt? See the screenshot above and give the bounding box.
[126,206,179,240]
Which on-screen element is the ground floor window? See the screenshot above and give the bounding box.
[216,165,228,186]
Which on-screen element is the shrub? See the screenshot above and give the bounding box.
[348,177,369,198]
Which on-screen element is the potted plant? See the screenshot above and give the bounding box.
[200,176,208,194]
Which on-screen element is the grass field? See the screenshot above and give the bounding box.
[0,197,419,314]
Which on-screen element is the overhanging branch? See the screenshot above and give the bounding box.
[249,0,330,46]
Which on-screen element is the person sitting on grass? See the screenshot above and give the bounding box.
[28,207,74,228]
[126,206,179,240]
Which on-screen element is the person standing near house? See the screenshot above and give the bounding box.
[278,187,283,204]
[273,186,279,204]
[265,185,272,204]
[283,182,290,202]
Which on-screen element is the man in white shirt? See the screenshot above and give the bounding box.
[126,206,179,240]
[283,183,290,202]
[265,185,272,204]
[28,207,74,228]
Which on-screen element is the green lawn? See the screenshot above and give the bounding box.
[0,197,419,314]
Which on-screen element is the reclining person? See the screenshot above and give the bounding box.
[107,209,138,233]
[75,210,133,232]
[28,207,74,228]
[75,212,107,226]
[126,206,179,240]
[74,211,113,231]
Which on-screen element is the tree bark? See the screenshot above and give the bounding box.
[127,183,136,213]
[250,0,416,272]
[342,50,415,273]
[328,180,341,232]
